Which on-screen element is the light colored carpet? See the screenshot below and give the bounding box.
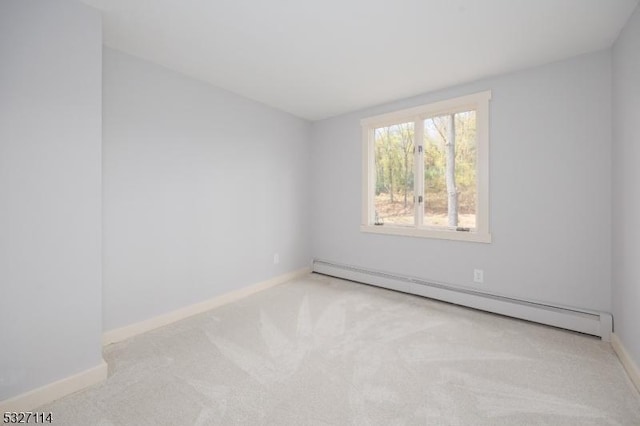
[41,273,640,425]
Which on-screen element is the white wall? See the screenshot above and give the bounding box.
[0,0,103,400]
[102,48,311,331]
[311,50,612,312]
[612,4,640,367]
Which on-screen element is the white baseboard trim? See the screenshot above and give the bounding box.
[313,259,613,341]
[102,267,312,346]
[612,333,640,394]
[0,360,107,412]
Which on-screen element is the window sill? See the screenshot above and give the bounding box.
[360,224,492,243]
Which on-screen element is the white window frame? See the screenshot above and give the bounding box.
[361,90,491,243]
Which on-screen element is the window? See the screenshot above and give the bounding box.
[361,91,491,243]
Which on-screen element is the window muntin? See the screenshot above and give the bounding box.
[361,91,490,243]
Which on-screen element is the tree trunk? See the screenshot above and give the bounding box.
[403,152,409,207]
[446,114,458,227]
[388,161,394,203]
[376,152,385,195]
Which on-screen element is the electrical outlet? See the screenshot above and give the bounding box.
[473,269,484,283]
[273,253,280,264]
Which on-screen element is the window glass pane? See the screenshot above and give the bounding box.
[373,122,415,226]
[455,111,477,229]
[423,111,476,229]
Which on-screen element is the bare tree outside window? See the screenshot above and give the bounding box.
[424,111,476,229]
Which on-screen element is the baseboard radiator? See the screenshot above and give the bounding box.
[313,259,612,341]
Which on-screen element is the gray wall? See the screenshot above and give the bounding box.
[311,50,612,312]
[612,4,640,368]
[102,48,312,331]
[0,0,103,400]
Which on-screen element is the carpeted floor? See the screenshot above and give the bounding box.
[41,273,640,425]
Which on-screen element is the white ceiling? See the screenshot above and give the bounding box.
[82,0,638,120]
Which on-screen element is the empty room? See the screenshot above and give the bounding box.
[1,0,640,424]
